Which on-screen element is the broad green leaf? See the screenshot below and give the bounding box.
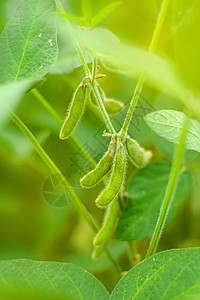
[110,248,200,300]
[0,259,109,300]
[145,110,200,153]
[0,79,32,127]
[55,13,89,27]
[116,162,193,240]
[0,0,58,83]
[90,2,122,27]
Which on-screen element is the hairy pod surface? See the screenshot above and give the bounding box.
[80,142,116,188]
[93,199,119,246]
[104,98,124,115]
[96,141,126,207]
[125,137,152,168]
[59,83,87,140]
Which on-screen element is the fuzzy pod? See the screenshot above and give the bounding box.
[93,199,119,246]
[125,138,152,168]
[59,83,87,140]
[95,141,126,207]
[104,98,124,115]
[80,142,116,188]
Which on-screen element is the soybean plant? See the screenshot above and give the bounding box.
[58,48,152,256]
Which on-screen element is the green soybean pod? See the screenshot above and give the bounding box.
[125,137,152,168]
[93,199,119,246]
[95,141,126,207]
[104,98,124,115]
[80,142,116,188]
[59,83,87,140]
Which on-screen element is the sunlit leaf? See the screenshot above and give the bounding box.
[110,248,200,299]
[0,259,109,300]
[0,0,58,83]
[145,110,200,153]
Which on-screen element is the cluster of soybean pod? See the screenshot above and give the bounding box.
[59,62,152,259]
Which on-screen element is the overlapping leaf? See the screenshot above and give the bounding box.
[0,0,58,126]
[110,248,200,299]
[0,259,109,300]
[0,0,58,83]
[145,110,200,153]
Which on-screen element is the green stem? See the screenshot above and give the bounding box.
[145,116,188,258]
[127,241,135,267]
[31,89,96,168]
[12,113,121,276]
[120,0,170,139]
[55,0,90,76]
[120,77,144,139]
[55,0,115,134]
[105,249,122,274]
[90,81,116,134]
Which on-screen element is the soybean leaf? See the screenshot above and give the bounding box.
[116,162,193,240]
[90,2,122,27]
[0,259,109,300]
[145,110,200,153]
[0,0,58,84]
[110,248,200,300]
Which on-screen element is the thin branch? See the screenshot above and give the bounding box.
[120,0,170,139]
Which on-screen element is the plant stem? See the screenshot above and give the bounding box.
[120,0,170,139]
[55,0,115,134]
[55,0,90,76]
[145,116,188,258]
[31,89,96,168]
[90,80,116,134]
[12,113,121,276]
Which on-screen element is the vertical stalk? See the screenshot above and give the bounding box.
[146,116,188,258]
[90,81,116,134]
[55,0,116,134]
[12,113,121,276]
[120,0,170,139]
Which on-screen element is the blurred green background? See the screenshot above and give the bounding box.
[0,0,200,291]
